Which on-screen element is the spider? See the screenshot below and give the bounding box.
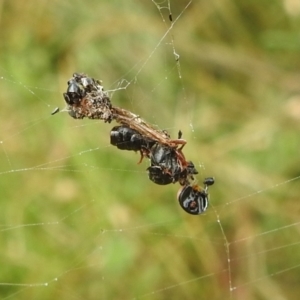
[177,177,215,215]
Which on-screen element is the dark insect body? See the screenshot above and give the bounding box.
[64,73,113,121]
[110,126,155,152]
[147,144,198,186]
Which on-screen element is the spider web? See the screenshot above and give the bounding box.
[1,0,300,299]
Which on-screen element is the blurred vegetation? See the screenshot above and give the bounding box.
[1,0,300,299]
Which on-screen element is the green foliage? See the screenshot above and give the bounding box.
[1,0,300,299]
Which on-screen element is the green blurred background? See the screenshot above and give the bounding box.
[1,0,300,299]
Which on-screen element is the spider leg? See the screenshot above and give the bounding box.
[137,147,150,164]
[168,139,186,150]
[137,151,144,164]
[174,146,188,170]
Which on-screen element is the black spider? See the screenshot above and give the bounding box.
[177,177,215,215]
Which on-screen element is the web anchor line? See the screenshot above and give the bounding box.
[62,72,214,215]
